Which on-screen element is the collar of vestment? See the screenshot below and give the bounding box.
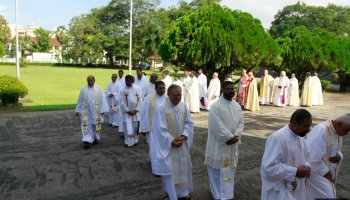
[287,125,299,138]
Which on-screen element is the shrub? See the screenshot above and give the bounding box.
[172,66,180,73]
[320,80,330,92]
[0,75,28,105]
[19,57,27,67]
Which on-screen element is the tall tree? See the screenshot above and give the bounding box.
[270,2,350,38]
[277,26,350,90]
[0,15,11,46]
[160,4,280,78]
[33,28,52,52]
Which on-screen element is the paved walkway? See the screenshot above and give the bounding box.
[0,93,349,200]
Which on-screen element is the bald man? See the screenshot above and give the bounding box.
[306,113,350,199]
[207,72,221,110]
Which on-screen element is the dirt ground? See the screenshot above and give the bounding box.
[0,92,349,200]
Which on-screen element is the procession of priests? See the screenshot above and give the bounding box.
[74,65,345,200]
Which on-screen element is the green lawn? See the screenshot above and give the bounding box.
[0,65,155,111]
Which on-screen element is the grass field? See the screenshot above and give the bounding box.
[0,65,159,111]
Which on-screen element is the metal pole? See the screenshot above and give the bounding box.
[128,0,133,75]
[15,0,20,79]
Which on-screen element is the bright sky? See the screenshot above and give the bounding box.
[0,0,349,31]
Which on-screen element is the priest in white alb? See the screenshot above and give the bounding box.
[173,74,184,102]
[134,67,148,100]
[139,81,166,145]
[76,75,109,149]
[161,70,173,90]
[106,73,122,127]
[188,71,200,113]
[311,73,324,106]
[145,73,158,97]
[306,113,350,199]
[198,68,208,110]
[273,71,290,107]
[301,72,313,107]
[259,69,274,105]
[207,72,221,110]
[117,70,126,89]
[205,81,244,200]
[287,73,300,107]
[183,71,191,109]
[261,109,312,200]
[119,75,142,147]
[151,84,195,200]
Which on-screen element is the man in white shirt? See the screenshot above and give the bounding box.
[106,74,122,127]
[119,75,142,147]
[145,73,158,97]
[306,113,350,199]
[197,68,208,110]
[151,84,195,200]
[173,74,184,102]
[117,70,126,89]
[134,67,148,100]
[139,81,166,144]
[261,109,312,200]
[161,70,173,90]
[207,72,221,110]
[205,81,244,200]
[76,75,109,149]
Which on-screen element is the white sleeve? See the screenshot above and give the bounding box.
[139,97,150,132]
[307,125,329,176]
[75,88,84,113]
[208,106,234,143]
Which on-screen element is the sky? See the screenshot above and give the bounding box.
[0,0,349,31]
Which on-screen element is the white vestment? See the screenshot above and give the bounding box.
[259,74,274,105]
[261,125,309,200]
[301,76,313,107]
[207,78,221,110]
[134,75,148,100]
[106,81,122,126]
[117,77,126,89]
[173,80,184,102]
[287,78,300,107]
[198,73,208,109]
[162,75,173,91]
[183,76,191,109]
[311,76,324,106]
[119,85,142,147]
[151,99,195,200]
[139,93,166,143]
[188,77,200,113]
[76,85,109,143]
[145,82,155,97]
[306,121,343,199]
[205,96,244,200]
[273,76,290,107]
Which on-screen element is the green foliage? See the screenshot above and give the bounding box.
[0,43,5,57]
[160,4,280,78]
[0,15,11,46]
[320,80,330,92]
[19,57,27,68]
[277,26,350,81]
[172,66,180,73]
[0,75,28,105]
[270,2,350,38]
[33,28,52,52]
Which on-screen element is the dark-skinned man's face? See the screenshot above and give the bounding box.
[118,71,123,78]
[223,83,235,100]
[292,118,312,137]
[150,76,158,84]
[87,77,95,87]
[111,75,117,82]
[125,78,133,87]
[168,87,182,106]
[155,84,166,96]
[137,70,142,79]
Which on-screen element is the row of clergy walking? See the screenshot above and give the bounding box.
[236,69,324,112]
[75,71,349,200]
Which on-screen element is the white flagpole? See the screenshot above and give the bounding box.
[15,0,20,79]
[128,0,133,75]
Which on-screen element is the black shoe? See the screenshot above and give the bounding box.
[120,135,125,139]
[92,139,99,145]
[83,142,90,149]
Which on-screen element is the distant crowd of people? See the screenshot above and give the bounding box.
[236,69,324,112]
[74,68,348,200]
